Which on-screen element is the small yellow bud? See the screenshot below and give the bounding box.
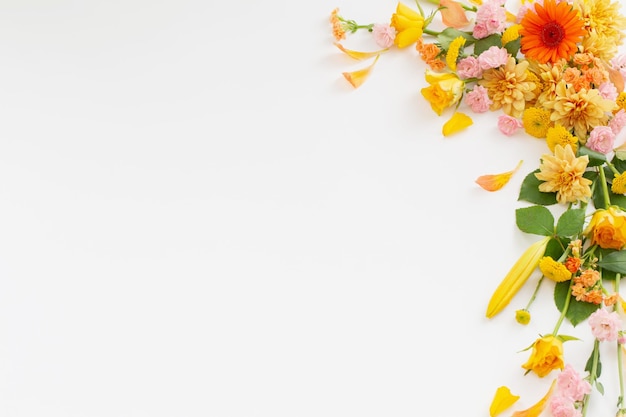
[515,309,531,325]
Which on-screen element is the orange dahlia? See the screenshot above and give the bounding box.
[519,0,587,64]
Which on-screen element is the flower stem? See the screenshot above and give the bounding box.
[553,279,574,335]
[599,166,612,208]
[525,275,544,310]
[581,339,601,417]
[616,274,625,413]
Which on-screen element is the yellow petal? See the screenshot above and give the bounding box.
[394,27,423,48]
[486,236,551,318]
[342,55,381,89]
[442,111,473,136]
[506,10,518,22]
[476,160,523,191]
[334,42,389,60]
[511,379,556,417]
[490,386,520,417]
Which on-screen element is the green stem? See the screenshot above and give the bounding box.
[599,166,612,208]
[616,275,625,411]
[553,279,574,335]
[525,275,544,310]
[423,28,441,36]
[414,0,425,17]
[581,339,601,417]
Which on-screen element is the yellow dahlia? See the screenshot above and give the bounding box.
[535,144,592,204]
[478,57,537,118]
[574,0,626,60]
[543,80,616,141]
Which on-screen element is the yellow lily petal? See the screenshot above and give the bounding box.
[475,160,523,191]
[334,43,389,60]
[342,55,381,89]
[506,10,518,22]
[486,236,551,318]
[490,386,520,417]
[442,111,473,136]
[511,379,556,417]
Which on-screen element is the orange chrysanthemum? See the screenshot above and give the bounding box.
[519,0,587,64]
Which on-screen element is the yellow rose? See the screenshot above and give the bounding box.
[421,71,464,116]
[584,206,626,250]
[521,335,564,377]
[390,2,424,48]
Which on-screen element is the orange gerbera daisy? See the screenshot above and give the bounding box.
[519,0,587,64]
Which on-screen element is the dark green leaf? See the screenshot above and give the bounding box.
[516,206,554,235]
[544,237,567,259]
[503,38,520,58]
[473,34,502,55]
[592,175,609,210]
[597,251,626,274]
[554,281,600,326]
[518,169,558,205]
[555,208,585,237]
[584,347,602,378]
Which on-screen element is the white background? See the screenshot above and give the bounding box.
[0,0,625,416]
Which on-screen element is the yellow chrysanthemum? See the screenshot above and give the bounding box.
[545,124,578,153]
[574,0,626,60]
[502,24,522,45]
[612,172,626,194]
[543,80,616,142]
[446,36,466,71]
[535,144,592,204]
[478,57,537,118]
[539,256,573,282]
[522,107,552,138]
[515,309,531,325]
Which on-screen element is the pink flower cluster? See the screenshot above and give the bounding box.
[473,0,506,39]
[457,46,508,79]
[588,308,622,341]
[549,364,591,417]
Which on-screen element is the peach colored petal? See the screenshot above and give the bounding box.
[334,42,389,60]
[607,65,625,93]
[475,160,523,191]
[490,386,520,417]
[439,0,470,28]
[342,55,380,88]
[442,111,473,136]
[511,379,556,417]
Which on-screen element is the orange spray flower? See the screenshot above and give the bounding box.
[519,0,587,64]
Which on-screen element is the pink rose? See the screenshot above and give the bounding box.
[550,395,581,417]
[599,82,618,101]
[588,308,621,342]
[464,85,492,113]
[610,109,626,135]
[457,56,483,79]
[497,115,523,136]
[372,23,395,48]
[586,125,616,154]
[557,364,591,402]
[478,46,509,70]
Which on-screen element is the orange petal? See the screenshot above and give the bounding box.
[511,379,556,417]
[342,55,381,88]
[442,111,473,136]
[439,0,470,28]
[475,160,523,191]
[490,386,520,417]
[334,42,389,60]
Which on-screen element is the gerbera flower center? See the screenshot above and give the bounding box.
[540,21,565,48]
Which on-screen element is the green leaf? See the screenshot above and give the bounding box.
[436,28,474,50]
[578,146,607,167]
[596,381,604,395]
[503,38,520,58]
[554,281,600,326]
[592,175,609,210]
[584,348,602,379]
[556,334,580,342]
[597,251,626,274]
[516,206,554,235]
[544,237,567,260]
[518,169,558,206]
[555,208,585,237]
[473,34,502,55]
